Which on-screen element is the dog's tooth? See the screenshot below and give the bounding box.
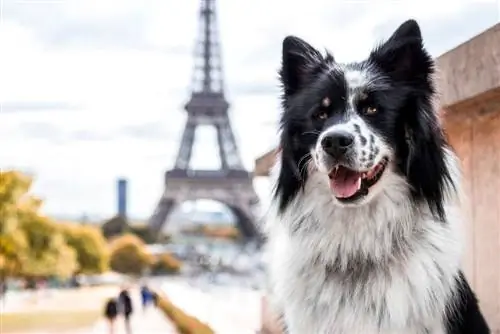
[356,176,362,190]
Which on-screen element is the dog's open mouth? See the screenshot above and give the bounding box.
[328,157,388,202]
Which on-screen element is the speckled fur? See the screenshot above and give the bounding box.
[265,19,490,334]
[265,151,463,334]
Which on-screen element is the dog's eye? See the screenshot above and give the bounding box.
[314,97,331,120]
[364,106,378,115]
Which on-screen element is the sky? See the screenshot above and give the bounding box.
[0,0,499,220]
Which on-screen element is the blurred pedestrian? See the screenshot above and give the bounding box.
[103,297,118,334]
[118,287,133,334]
[151,291,158,308]
[140,284,150,312]
[0,281,7,301]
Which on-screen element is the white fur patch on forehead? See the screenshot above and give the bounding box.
[344,68,370,91]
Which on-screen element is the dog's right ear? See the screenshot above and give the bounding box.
[279,36,323,97]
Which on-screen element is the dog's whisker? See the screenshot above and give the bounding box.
[299,159,312,177]
[297,153,311,169]
[302,130,321,136]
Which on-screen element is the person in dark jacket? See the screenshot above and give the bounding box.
[151,291,158,307]
[0,281,7,300]
[118,288,133,334]
[103,298,118,334]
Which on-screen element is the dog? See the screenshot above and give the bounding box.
[264,19,490,334]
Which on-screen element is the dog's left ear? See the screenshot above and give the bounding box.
[279,36,324,97]
[369,19,433,83]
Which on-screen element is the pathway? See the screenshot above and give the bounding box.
[84,290,178,334]
[2,287,178,334]
[31,309,178,334]
[86,306,178,334]
[161,280,262,334]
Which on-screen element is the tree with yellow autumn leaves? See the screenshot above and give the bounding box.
[1,170,184,281]
[0,170,109,279]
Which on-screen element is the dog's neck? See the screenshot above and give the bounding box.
[270,148,463,265]
[267,159,464,333]
[277,167,435,267]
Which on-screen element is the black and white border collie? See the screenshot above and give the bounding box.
[265,20,490,334]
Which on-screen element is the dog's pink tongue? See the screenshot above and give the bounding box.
[329,168,362,198]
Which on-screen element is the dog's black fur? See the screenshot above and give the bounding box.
[268,19,490,334]
[276,20,452,220]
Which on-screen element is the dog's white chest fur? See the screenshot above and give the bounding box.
[265,168,463,334]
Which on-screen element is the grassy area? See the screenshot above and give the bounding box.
[1,310,101,333]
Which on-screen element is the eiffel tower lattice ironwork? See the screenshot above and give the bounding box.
[148,0,261,240]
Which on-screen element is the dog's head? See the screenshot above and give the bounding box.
[275,20,452,220]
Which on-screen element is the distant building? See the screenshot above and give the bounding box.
[117,178,128,218]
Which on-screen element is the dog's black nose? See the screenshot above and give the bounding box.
[321,131,354,157]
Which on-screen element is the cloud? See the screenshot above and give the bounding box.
[1,0,498,218]
[0,101,80,113]
[68,130,113,142]
[14,121,64,141]
[118,122,169,140]
[371,1,500,57]
[2,0,146,50]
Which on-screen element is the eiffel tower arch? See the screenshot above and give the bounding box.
[149,0,261,241]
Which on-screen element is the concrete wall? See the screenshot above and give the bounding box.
[444,91,500,331]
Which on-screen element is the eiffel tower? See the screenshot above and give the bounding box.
[148,0,261,241]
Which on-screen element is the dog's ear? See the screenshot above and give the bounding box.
[369,20,433,83]
[279,36,324,97]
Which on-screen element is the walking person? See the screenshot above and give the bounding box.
[103,297,118,334]
[0,281,7,301]
[140,285,150,312]
[151,291,158,308]
[118,287,133,334]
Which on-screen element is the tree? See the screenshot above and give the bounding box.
[0,171,33,277]
[101,215,129,239]
[0,170,78,279]
[19,210,78,279]
[109,234,154,275]
[60,224,109,274]
[0,228,28,277]
[152,253,182,275]
[201,225,240,239]
[128,224,156,244]
[182,225,241,240]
